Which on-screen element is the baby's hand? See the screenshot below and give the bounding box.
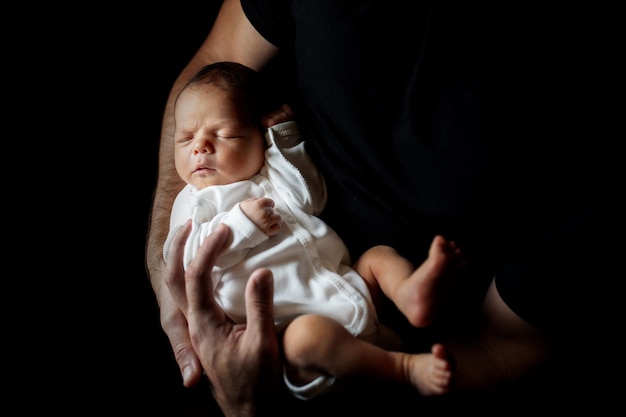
[240,198,281,236]
[261,104,294,128]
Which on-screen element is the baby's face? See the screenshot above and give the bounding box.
[174,85,266,189]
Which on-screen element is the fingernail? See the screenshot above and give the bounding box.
[182,365,193,384]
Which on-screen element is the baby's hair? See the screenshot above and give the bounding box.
[182,61,267,125]
[187,61,258,91]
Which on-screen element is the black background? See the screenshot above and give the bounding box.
[23,1,619,414]
[62,2,225,413]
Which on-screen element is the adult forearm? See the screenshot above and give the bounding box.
[145,177,182,294]
[145,62,207,294]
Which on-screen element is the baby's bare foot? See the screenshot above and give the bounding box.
[406,343,452,396]
[398,235,465,327]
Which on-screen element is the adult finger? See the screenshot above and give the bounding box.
[161,221,203,386]
[261,103,293,128]
[185,223,231,323]
[164,221,192,314]
[160,290,204,387]
[243,267,278,346]
[240,267,282,397]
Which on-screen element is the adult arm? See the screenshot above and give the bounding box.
[145,0,280,388]
[444,279,554,396]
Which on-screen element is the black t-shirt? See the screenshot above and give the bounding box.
[242,0,610,334]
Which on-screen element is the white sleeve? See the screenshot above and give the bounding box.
[265,121,328,215]
[184,203,270,270]
[164,186,270,269]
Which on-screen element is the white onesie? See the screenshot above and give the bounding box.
[164,121,399,399]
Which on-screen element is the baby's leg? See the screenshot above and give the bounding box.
[355,236,465,328]
[282,314,451,395]
[282,314,371,386]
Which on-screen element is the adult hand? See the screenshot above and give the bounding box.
[262,103,294,127]
[165,221,284,417]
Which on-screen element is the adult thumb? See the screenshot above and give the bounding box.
[244,268,276,337]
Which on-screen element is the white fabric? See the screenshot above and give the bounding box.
[283,371,337,401]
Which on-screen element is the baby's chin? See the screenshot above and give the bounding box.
[189,171,220,189]
[189,170,251,190]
